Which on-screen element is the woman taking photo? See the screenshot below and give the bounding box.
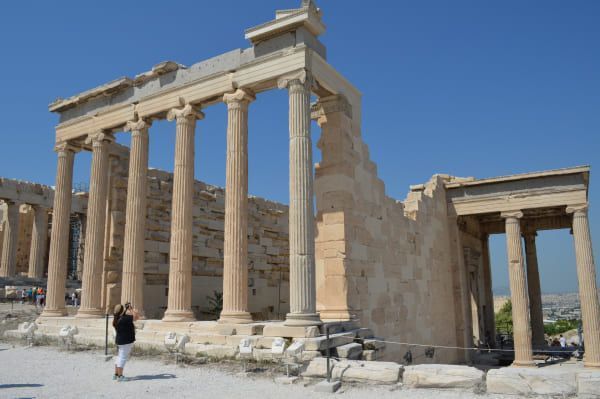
[112,302,139,381]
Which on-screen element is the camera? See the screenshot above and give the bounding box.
[124,302,131,310]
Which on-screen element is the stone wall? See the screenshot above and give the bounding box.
[15,206,34,275]
[104,146,290,320]
[313,95,462,364]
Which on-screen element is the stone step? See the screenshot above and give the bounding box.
[303,357,403,384]
[294,332,355,351]
[403,364,485,390]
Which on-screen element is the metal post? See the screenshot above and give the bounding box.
[326,325,331,383]
[104,313,109,356]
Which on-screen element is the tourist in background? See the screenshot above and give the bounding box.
[112,302,139,381]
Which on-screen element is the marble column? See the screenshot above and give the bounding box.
[78,132,114,318]
[28,205,48,279]
[481,234,496,346]
[42,142,77,317]
[279,71,321,327]
[567,204,600,368]
[121,119,151,315]
[523,232,545,348]
[163,104,203,322]
[0,201,20,277]
[219,89,255,324]
[502,211,534,367]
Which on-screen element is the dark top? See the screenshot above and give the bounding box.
[115,314,135,345]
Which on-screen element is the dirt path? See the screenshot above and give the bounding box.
[0,343,523,399]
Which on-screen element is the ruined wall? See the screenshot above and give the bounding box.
[15,206,33,275]
[314,95,461,364]
[141,169,290,320]
[103,146,290,320]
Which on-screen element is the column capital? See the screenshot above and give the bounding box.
[54,141,80,155]
[311,94,352,122]
[85,131,115,147]
[566,203,588,215]
[501,210,523,220]
[277,69,313,90]
[124,118,152,134]
[167,104,204,122]
[223,88,255,108]
[31,204,49,212]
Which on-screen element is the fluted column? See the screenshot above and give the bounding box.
[42,142,77,317]
[481,234,496,346]
[28,205,48,279]
[567,204,600,368]
[121,119,151,316]
[523,231,545,348]
[219,89,255,324]
[279,71,321,326]
[77,132,114,318]
[502,211,534,367]
[0,201,20,277]
[163,104,203,322]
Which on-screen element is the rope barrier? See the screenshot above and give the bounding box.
[315,333,581,354]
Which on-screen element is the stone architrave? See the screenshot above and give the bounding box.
[523,232,545,348]
[42,142,78,317]
[219,89,255,324]
[502,211,534,367]
[163,104,204,322]
[0,201,20,277]
[567,204,600,368]
[28,205,49,279]
[121,118,151,315]
[278,70,321,326]
[77,132,114,318]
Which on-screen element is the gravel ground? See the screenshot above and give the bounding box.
[0,344,526,399]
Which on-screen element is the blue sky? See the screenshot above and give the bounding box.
[0,1,598,293]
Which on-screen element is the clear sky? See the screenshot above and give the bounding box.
[0,1,598,294]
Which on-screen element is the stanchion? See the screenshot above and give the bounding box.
[101,313,112,361]
[326,325,331,383]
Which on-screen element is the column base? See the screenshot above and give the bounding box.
[218,311,253,324]
[40,308,68,317]
[76,308,104,318]
[511,360,537,368]
[284,312,322,327]
[318,309,355,322]
[583,361,600,369]
[162,309,195,322]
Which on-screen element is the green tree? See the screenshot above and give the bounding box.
[544,319,579,336]
[495,300,512,334]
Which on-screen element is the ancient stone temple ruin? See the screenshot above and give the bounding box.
[7,1,599,368]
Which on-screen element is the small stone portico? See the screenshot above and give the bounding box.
[445,166,600,368]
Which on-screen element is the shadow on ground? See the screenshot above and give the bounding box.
[129,374,176,381]
[0,383,44,389]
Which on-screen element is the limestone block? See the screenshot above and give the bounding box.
[262,323,319,338]
[403,364,484,390]
[578,370,600,399]
[301,350,322,362]
[303,358,402,384]
[334,342,362,359]
[360,349,383,361]
[486,367,576,396]
[362,338,385,350]
[189,333,227,345]
[294,332,354,351]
